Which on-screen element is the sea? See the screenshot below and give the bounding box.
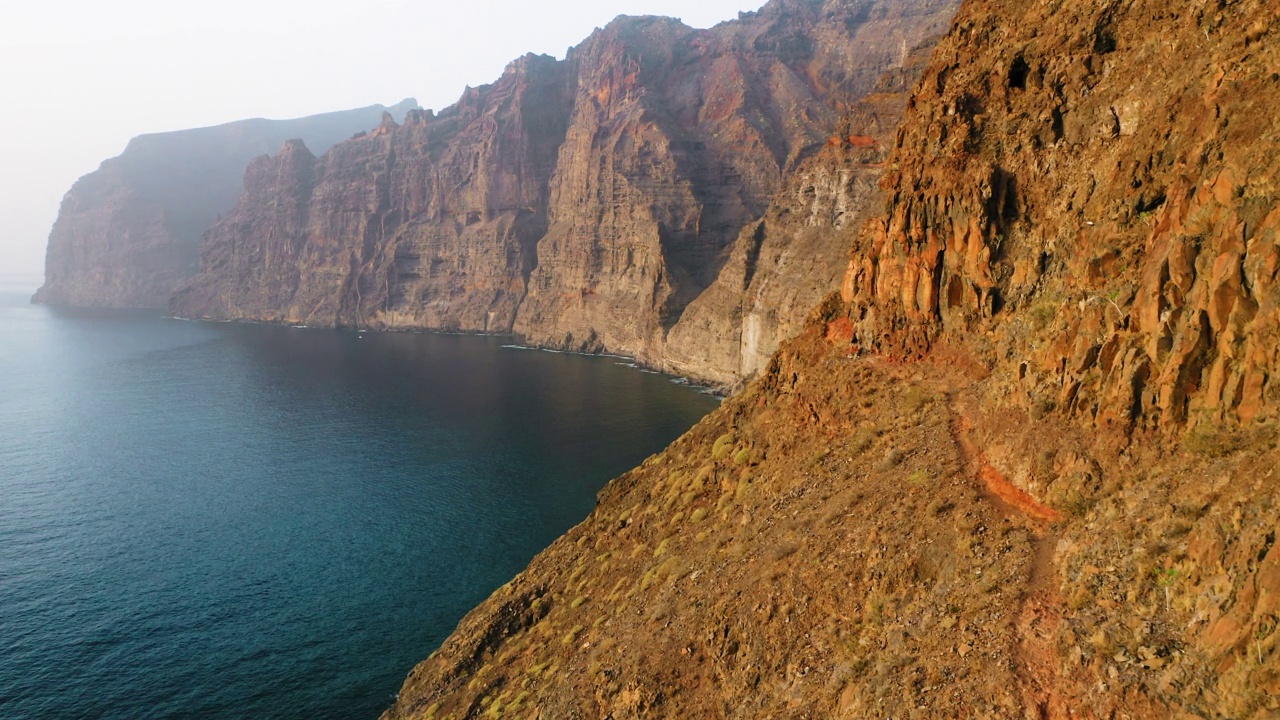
[0,274,718,719]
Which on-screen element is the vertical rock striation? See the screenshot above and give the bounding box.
[658,43,935,386]
[33,99,418,308]
[172,57,573,329]
[170,0,961,386]
[839,0,1280,435]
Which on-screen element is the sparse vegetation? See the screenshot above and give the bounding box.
[880,448,906,469]
[561,625,584,647]
[1183,424,1243,458]
[653,537,671,558]
[712,434,735,460]
[1153,568,1181,610]
[1028,297,1058,330]
[850,426,878,454]
[901,386,932,413]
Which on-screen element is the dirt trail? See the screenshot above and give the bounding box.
[947,396,1070,719]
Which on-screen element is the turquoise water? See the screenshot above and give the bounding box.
[0,279,717,719]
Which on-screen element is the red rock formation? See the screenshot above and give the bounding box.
[840,0,1280,436]
[825,0,1280,710]
[34,99,418,308]
[171,0,960,387]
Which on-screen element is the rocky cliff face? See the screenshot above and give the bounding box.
[33,99,418,308]
[657,45,933,386]
[170,0,959,387]
[171,60,572,330]
[380,0,1280,717]
[840,0,1280,436]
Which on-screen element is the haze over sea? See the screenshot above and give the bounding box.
[0,275,717,719]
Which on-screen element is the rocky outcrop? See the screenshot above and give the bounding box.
[839,0,1280,436]
[33,99,418,308]
[379,0,1280,717]
[824,0,1280,709]
[171,0,960,387]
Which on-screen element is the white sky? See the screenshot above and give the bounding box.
[0,0,765,279]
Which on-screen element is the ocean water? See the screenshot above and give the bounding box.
[0,278,718,719]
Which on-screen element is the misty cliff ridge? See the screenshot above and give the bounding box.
[169,0,960,387]
[33,99,418,309]
[379,0,1280,716]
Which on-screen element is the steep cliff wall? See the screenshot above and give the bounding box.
[840,0,1280,437]
[380,0,1280,717]
[171,59,572,329]
[171,0,960,387]
[33,99,417,309]
[657,44,933,386]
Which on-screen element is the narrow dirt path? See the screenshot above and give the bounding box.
[946,394,1070,719]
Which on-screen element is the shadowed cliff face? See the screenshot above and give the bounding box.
[33,100,418,309]
[378,0,1280,717]
[657,44,935,386]
[170,0,960,386]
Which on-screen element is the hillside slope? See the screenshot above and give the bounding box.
[33,99,417,309]
[380,0,1280,717]
[169,0,959,388]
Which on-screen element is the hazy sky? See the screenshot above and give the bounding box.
[0,0,765,279]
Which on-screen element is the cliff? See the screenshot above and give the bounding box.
[170,0,960,387]
[380,0,1280,717]
[33,99,418,309]
[657,47,933,386]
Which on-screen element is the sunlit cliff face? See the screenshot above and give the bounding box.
[165,0,959,389]
[382,0,1280,717]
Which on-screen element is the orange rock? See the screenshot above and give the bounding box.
[825,318,855,344]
